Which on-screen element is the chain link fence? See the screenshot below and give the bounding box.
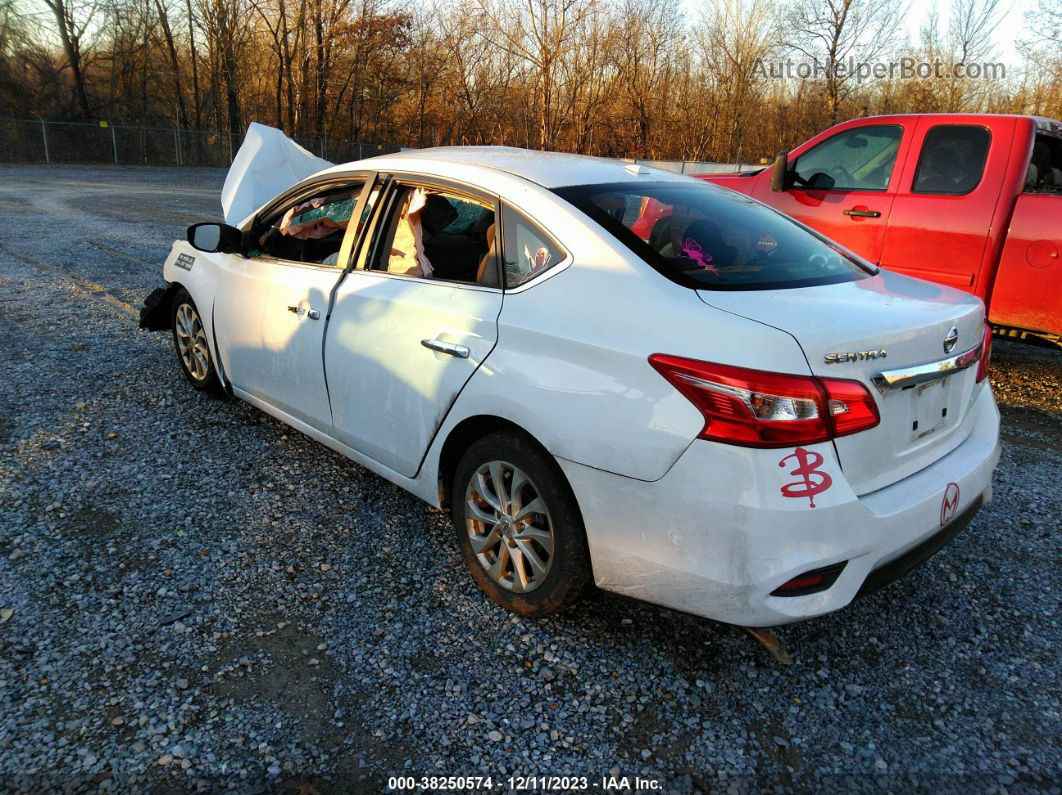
[0,117,399,167]
[1,117,756,174]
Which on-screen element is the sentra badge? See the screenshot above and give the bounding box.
[824,349,886,364]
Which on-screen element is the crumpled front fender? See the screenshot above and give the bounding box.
[139,283,179,331]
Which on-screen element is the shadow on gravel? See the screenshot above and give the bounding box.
[208,621,343,743]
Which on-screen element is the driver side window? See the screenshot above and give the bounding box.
[253,181,365,267]
[792,125,902,191]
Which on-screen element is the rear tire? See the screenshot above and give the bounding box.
[171,288,223,394]
[451,431,591,617]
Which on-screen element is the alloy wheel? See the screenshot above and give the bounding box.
[464,460,555,593]
[174,303,210,382]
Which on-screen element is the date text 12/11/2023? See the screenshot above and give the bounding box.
[387,775,663,791]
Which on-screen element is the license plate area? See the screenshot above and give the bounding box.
[909,377,951,440]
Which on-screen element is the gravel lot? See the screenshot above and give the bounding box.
[0,165,1059,792]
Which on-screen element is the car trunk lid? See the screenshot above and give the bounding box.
[698,269,987,495]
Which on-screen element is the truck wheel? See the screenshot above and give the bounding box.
[451,431,592,616]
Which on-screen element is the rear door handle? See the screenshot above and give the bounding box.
[421,338,470,358]
[843,207,881,218]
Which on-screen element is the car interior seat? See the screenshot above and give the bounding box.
[476,222,499,287]
[1025,162,1039,189]
[916,146,961,193]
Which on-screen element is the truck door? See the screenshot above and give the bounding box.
[879,117,1006,294]
[753,121,906,264]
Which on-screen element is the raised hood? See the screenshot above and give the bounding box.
[221,122,333,227]
[699,269,989,495]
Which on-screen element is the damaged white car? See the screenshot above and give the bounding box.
[141,124,1000,627]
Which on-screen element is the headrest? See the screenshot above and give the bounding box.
[1025,162,1039,188]
[420,194,459,237]
[1032,141,1052,164]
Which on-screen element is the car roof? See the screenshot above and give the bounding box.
[324,146,694,189]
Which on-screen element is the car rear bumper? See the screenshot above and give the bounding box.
[558,384,1000,627]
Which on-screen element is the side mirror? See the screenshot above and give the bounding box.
[770,150,790,192]
[187,222,244,254]
[806,172,836,191]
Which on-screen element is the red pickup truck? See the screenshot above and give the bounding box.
[697,114,1062,348]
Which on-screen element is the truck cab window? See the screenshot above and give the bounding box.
[913,125,991,195]
[1025,134,1062,193]
[792,125,902,191]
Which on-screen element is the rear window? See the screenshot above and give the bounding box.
[554,181,872,290]
[1026,132,1062,193]
[913,125,991,195]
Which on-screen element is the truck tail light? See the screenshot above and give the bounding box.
[976,323,992,383]
[648,354,879,448]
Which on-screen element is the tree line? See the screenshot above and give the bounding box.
[2,0,1060,163]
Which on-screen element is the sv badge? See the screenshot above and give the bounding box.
[778,447,833,508]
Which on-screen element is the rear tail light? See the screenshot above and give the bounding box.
[648,354,879,448]
[821,376,881,436]
[976,323,992,383]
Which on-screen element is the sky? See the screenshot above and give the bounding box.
[906,0,1034,64]
[676,0,1035,68]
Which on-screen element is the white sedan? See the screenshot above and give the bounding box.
[141,125,1000,627]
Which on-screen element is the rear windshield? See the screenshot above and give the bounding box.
[553,181,872,290]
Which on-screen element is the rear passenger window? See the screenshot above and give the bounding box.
[501,205,566,288]
[369,183,496,283]
[913,126,991,195]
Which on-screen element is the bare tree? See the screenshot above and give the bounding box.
[1017,0,1061,117]
[698,0,777,162]
[6,0,1057,163]
[198,0,245,135]
[185,0,202,127]
[41,0,98,117]
[611,0,679,158]
[943,0,1001,110]
[784,0,905,122]
[477,0,597,150]
[152,0,189,126]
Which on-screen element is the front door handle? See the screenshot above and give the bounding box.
[843,207,881,218]
[421,338,470,358]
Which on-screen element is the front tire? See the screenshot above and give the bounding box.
[451,432,591,616]
[171,289,222,394]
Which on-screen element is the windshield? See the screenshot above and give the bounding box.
[553,181,872,290]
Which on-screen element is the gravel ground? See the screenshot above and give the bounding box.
[0,165,1059,793]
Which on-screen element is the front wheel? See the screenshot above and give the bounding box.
[171,288,223,394]
[451,432,591,616]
